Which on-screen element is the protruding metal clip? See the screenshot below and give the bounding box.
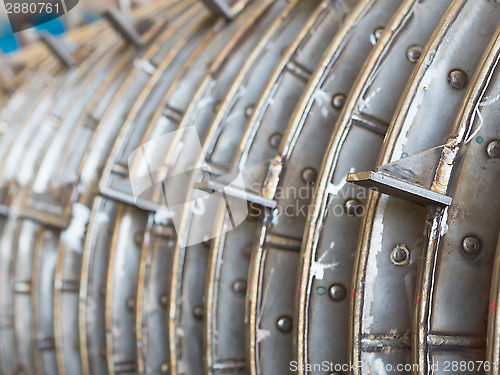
[40,32,78,68]
[0,55,25,93]
[195,160,278,209]
[202,0,240,20]
[347,145,453,207]
[104,8,146,48]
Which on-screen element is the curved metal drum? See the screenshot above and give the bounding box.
[238,0,407,373]
[155,0,313,372]
[0,56,60,375]
[294,0,452,372]
[199,1,352,373]
[0,1,499,375]
[3,4,184,375]
[103,2,296,374]
[79,12,215,375]
[0,53,56,138]
[77,5,219,375]
[95,2,283,374]
[1,3,198,375]
[79,197,120,375]
[0,21,109,150]
[158,1,344,374]
[31,226,61,374]
[0,26,116,211]
[347,1,500,373]
[0,43,50,96]
[412,26,500,374]
[135,217,174,375]
[47,3,202,375]
[1,23,122,375]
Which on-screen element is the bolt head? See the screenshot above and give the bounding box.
[448,69,467,90]
[192,304,204,320]
[126,297,135,311]
[268,132,282,149]
[134,232,144,247]
[301,167,317,185]
[161,362,168,373]
[159,293,168,308]
[245,105,254,118]
[462,236,480,254]
[329,284,347,301]
[276,315,293,333]
[214,100,222,113]
[407,45,422,63]
[344,199,362,216]
[202,234,212,248]
[331,93,346,110]
[370,27,384,45]
[391,244,410,265]
[232,279,247,297]
[487,140,500,159]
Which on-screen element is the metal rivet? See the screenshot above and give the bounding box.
[370,27,384,45]
[391,244,410,265]
[344,199,362,216]
[192,305,204,320]
[331,93,346,110]
[126,297,135,311]
[202,234,212,248]
[245,105,254,118]
[159,293,168,308]
[268,132,282,149]
[448,69,467,90]
[329,284,346,301]
[214,100,222,113]
[161,362,168,373]
[462,236,480,254]
[406,45,422,63]
[301,167,317,184]
[232,279,247,297]
[134,232,144,247]
[276,315,293,333]
[487,140,500,159]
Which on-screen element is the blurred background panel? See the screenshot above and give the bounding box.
[0,0,148,53]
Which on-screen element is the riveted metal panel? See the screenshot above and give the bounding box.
[414,25,500,374]
[162,1,346,374]
[295,0,453,372]
[242,0,409,373]
[350,1,500,373]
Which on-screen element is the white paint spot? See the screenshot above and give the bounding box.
[256,329,271,343]
[310,251,339,280]
[61,203,91,253]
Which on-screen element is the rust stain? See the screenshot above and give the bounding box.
[261,155,283,200]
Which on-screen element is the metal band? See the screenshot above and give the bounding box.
[202,0,248,20]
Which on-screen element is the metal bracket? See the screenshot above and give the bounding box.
[40,32,79,68]
[196,179,277,208]
[104,8,146,48]
[347,145,452,206]
[202,0,237,20]
[0,55,25,93]
[195,160,277,208]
